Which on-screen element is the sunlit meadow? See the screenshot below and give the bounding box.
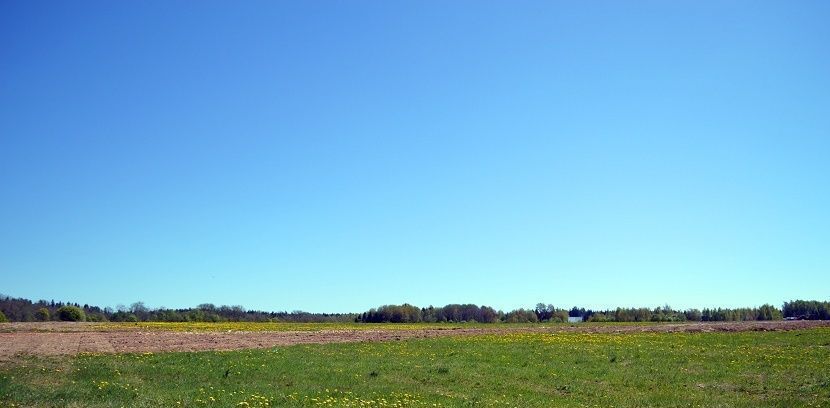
[2,327,829,407]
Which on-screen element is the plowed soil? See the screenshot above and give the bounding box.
[1,320,827,359]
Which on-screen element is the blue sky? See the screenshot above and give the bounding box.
[1,1,828,313]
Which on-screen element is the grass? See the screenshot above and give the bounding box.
[94,321,514,332]
[79,321,676,332]
[1,327,829,407]
[2,321,533,333]
[4,320,715,333]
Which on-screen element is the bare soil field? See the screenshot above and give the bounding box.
[1,320,827,359]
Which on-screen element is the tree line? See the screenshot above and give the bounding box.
[356,303,788,323]
[0,295,356,323]
[358,304,500,323]
[582,304,783,322]
[782,300,830,320]
[1,294,827,323]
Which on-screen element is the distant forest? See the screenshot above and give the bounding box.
[0,296,355,323]
[357,302,828,323]
[0,294,828,323]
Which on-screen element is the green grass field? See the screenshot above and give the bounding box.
[2,327,829,407]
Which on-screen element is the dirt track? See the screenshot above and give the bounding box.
[1,321,827,359]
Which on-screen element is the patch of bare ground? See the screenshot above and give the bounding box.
[1,320,827,358]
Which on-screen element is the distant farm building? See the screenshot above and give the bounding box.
[568,316,583,323]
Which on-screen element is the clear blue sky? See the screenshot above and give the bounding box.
[1,1,828,313]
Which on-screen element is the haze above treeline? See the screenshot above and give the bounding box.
[1,294,828,324]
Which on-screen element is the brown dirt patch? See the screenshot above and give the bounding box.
[1,320,827,359]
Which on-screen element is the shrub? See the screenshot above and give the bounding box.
[0,310,7,323]
[35,308,50,321]
[684,309,702,321]
[550,310,570,323]
[85,313,107,322]
[588,313,610,322]
[503,308,538,323]
[56,306,86,322]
